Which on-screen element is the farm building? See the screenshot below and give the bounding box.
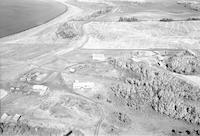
[32,85,49,96]
[10,87,20,92]
[92,54,106,61]
[69,68,76,73]
[1,113,9,122]
[20,71,48,82]
[0,113,13,123]
[12,114,21,123]
[1,113,21,123]
[0,89,8,99]
[73,80,95,89]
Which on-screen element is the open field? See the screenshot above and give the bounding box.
[0,0,200,136]
[177,0,200,11]
[1,49,200,136]
[83,21,200,49]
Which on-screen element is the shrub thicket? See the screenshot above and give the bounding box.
[170,128,200,136]
[165,50,200,75]
[186,17,200,21]
[56,23,78,39]
[109,111,132,128]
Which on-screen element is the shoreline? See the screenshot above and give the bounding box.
[0,0,71,43]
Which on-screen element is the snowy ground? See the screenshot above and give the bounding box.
[0,0,200,135]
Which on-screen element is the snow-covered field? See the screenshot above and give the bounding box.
[1,0,200,136]
[83,21,200,49]
[77,0,163,3]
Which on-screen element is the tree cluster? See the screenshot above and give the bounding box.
[109,111,132,128]
[91,7,112,18]
[159,18,174,22]
[118,17,139,22]
[109,58,200,125]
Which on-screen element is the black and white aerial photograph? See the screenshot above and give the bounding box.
[0,0,200,135]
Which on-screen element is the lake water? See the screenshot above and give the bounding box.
[0,0,66,38]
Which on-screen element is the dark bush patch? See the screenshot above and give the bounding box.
[118,17,139,22]
[160,18,174,22]
[186,17,200,21]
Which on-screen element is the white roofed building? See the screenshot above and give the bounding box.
[92,54,106,61]
[69,68,76,73]
[12,114,21,123]
[1,113,9,122]
[32,85,49,96]
[73,80,95,89]
[0,89,8,99]
[0,113,13,123]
